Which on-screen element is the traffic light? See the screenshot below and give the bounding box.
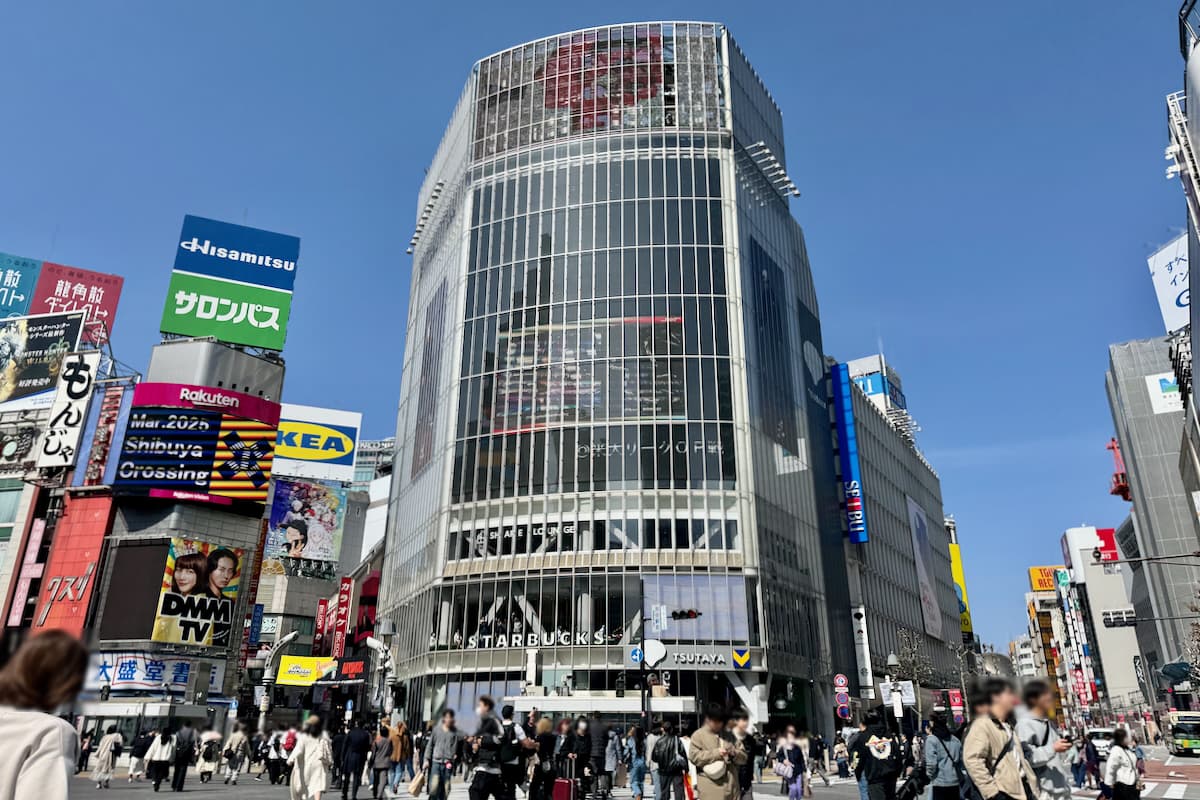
[99,684,111,702]
[670,609,703,620]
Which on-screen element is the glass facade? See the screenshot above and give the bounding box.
[383,23,842,731]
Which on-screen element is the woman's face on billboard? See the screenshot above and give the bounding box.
[175,566,198,594]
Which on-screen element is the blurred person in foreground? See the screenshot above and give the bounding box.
[962,677,1037,800]
[1014,680,1071,800]
[0,630,88,798]
[289,714,335,800]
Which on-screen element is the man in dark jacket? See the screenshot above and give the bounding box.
[331,723,348,790]
[850,710,905,800]
[342,718,373,800]
[172,720,196,792]
[469,695,508,800]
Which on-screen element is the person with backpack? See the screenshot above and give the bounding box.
[469,695,508,800]
[499,704,535,798]
[850,709,906,800]
[197,724,223,783]
[924,712,964,800]
[962,677,1037,800]
[652,720,690,800]
[172,719,197,792]
[128,729,155,783]
[1014,680,1071,800]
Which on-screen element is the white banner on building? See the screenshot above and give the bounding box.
[1146,372,1184,415]
[85,651,225,694]
[906,495,943,637]
[36,351,101,469]
[1147,234,1189,334]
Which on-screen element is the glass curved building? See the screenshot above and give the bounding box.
[382,22,847,731]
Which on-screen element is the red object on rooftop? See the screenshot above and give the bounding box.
[1107,438,1131,501]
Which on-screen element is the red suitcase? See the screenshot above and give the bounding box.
[553,762,577,800]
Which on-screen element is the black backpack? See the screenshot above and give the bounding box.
[500,721,523,764]
[201,739,220,762]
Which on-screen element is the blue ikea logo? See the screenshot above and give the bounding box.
[275,420,358,466]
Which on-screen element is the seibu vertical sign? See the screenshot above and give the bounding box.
[332,577,353,658]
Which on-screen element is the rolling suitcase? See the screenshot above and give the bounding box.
[553,761,577,800]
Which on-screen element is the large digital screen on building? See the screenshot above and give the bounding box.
[832,363,868,543]
[151,537,244,649]
[262,477,346,581]
[473,23,725,160]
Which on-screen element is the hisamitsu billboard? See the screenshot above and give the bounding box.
[174,215,300,293]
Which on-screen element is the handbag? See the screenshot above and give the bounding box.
[773,756,794,780]
[409,770,427,797]
[702,760,727,781]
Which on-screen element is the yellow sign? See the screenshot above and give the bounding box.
[276,655,337,686]
[731,648,751,668]
[1028,565,1064,593]
[948,543,973,635]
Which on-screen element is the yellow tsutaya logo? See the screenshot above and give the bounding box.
[275,422,355,462]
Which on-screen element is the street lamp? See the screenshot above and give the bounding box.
[885,653,902,733]
[365,636,394,715]
[258,630,300,733]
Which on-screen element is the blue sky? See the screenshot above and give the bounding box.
[0,2,1185,648]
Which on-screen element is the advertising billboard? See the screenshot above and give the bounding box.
[1146,372,1184,415]
[276,655,337,687]
[0,252,41,317]
[151,537,244,648]
[906,495,942,637]
[332,576,353,658]
[948,542,973,641]
[262,477,347,581]
[1147,234,1189,334]
[86,652,225,693]
[131,382,281,426]
[0,312,85,413]
[36,351,102,469]
[273,404,361,483]
[32,493,115,636]
[29,263,124,345]
[112,405,277,506]
[1028,565,1064,593]
[160,215,300,352]
[832,364,869,543]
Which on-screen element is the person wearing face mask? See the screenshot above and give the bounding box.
[469,695,508,800]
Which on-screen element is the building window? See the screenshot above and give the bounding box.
[0,479,25,542]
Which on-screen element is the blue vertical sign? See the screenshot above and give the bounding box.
[248,603,265,645]
[832,363,869,543]
[0,252,41,317]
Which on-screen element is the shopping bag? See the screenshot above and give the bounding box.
[684,773,696,800]
[409,770,427,797]
[615,763,628,788]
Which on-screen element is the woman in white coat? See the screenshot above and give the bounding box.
[145,730,176,792]
[288,714,334,800]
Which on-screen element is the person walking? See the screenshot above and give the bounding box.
[1015,680,1071,800]
[834,737,850,779]
[1067,738,1086,790]
[1104,730,1141,800]
[962,678,1038,800]
[653,720,689,800]
[627,725,648,800]
[530,718,558,800]
[646,721,662,800]
[426,709,464,800]
[197,724,223,783]
[390,721,415,793]
[146,730,177,792]
[171,719,197,792]
[92,724,125,789]
[129,729,155,783]
[809,733,831,788]
[729,712,754,800]
[267,726,290,785]
[289,714,334,800]
[468,695,508,800]
[225,721,253,784]
[77,728,95,775]
[342,718,373,800]
[371,725,394,799]
[0,631,88,798]
[775,727,806,800]
[923,712,963,800]
[850,710,905,800]
[331,722,348,790]
[689,703,747,800]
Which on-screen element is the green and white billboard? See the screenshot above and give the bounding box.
[161,270,292,351]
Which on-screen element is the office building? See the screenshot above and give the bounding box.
[353,437,395,493]
[379,22,846,732]
[1010,635,1038,680]
[1106,338,1200,685]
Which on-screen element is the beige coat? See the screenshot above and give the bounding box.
[288,732,333,799]
[963,716,1037,800]
[688,727,747,800]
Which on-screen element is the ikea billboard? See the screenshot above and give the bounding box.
[273,403,361,483]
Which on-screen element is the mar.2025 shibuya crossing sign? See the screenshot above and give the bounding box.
[159,215,300,351]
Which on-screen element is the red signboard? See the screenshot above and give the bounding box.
[7,519,47,627]
[332,577,353,659]
[131,382,281,427]
[313,598,329,656]
[32,493,115,635]
[30,263,124,345]
[83,386,126,486]
[238,520,270,669]
[1095,528,1119,562]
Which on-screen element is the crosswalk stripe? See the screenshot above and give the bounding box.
[1142,783,1159,797]
[1164,783,1187,799]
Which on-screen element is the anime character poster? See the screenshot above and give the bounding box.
[263,477,346,580]
[151,538,244,648]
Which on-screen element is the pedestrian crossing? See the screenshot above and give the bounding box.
[1072,783,1200,799]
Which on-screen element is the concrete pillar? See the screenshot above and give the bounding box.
[726,671,770,731]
